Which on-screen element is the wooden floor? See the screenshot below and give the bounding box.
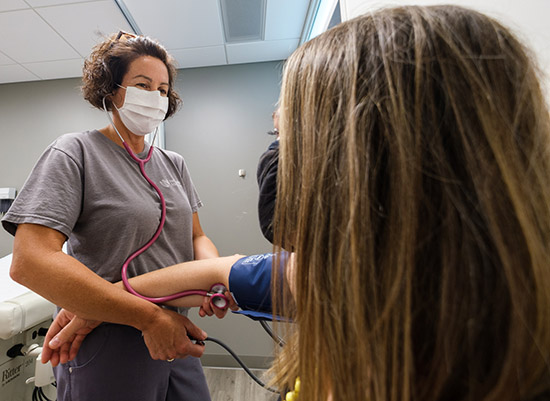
[203,367,280,401]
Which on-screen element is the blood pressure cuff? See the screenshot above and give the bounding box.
[229,253,286,315]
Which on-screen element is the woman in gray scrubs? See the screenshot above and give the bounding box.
[2,32,218,401]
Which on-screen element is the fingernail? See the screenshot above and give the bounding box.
[49,337,60,348]
[202,330,208,338]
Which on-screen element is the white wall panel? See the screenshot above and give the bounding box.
[123,0,225,49]
[25,0,92,6]
[0,52,15,66]
[170,46,227,69]
[0,0,29,12]
[226,39,298,65]
[0,0,305,84]
[0,9,79,63]
[23,59,84,80]
[0,65,39,84]
[36,1,132,57]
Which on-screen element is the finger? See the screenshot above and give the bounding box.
[199,306,213,317]
[49,351,61,368]
[200,297,214,316]
[213,306,228,319]
[181,317,207,341]
[50,317,83,349]
[182,341,206,358]
[40,342,53,364]
[143,341,167,361]
[59,342,72,365]
[69,334,86,361]
[69,334,87,360]
[44,319,64,350]
[176,334,205,359]
[147,349,161,360]
[227,292,239,311]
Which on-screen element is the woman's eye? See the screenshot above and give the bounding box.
[159,88,168,96]
[135,83,148,89]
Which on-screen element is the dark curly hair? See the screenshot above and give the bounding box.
[82,32,182,119]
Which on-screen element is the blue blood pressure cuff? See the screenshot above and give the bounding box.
[229,253,284,315]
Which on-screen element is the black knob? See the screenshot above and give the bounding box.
[38,327,49,337]
[7,343,24,358]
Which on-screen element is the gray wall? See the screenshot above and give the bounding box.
[170,62,282,366]
[0,61,283,366]
[0,78,107,256]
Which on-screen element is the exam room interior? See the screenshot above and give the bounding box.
[2,0,550,373]
[0,0,313,368]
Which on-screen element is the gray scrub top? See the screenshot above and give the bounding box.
[2,130,202,283]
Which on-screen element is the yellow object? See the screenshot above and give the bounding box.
[285,377,301,401]
[285,392,297,401]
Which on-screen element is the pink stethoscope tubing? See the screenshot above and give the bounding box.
[119,141,229,310]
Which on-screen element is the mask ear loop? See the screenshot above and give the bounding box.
[102,95,126,144]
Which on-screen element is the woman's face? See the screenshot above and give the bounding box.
[111,55,170,109]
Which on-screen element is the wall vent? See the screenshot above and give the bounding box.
[220,0,266,43]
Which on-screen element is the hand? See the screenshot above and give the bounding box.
[140,308,207,360]
[42,308,209,364]
[198,290,239,318]
[41,309,100,367]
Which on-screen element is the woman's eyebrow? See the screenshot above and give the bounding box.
[132,74,169,86]
[132,74,152,81]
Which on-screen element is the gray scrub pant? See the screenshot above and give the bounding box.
[53,323,211,401]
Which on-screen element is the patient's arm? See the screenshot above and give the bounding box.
[115,254,244,309]
[42,255,244,365]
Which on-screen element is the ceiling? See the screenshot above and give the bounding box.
[0,0,312,85]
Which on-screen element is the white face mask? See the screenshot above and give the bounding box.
[115,85,169,136]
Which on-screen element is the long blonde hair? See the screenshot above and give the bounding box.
[272,5,550,401]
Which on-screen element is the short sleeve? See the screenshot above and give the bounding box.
[164,150,203,213]
[1,144,83,238]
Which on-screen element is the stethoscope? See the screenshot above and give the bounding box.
[103,96,279,394]
[111,123,277,390]
[103,96,230,310]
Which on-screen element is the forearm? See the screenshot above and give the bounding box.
[191,213,219,260]
[193,234,219,260]
[11,247,160,331]
[117,255,242,307]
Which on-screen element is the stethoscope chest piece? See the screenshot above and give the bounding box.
[209,284,229,310]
